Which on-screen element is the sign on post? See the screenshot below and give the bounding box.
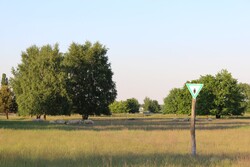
[186,83,203,156]
[186,83,203,99]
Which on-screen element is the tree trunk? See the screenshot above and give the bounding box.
[5,111,9,119]
[215,114,221,119]
[44,114,46,120]
[82,114,89,120]
[36,115,41,119]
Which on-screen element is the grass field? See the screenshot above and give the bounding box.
[0,114,250,167]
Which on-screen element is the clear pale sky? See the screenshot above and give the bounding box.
[0,0,250,104]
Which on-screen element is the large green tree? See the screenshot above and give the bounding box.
[11,44,70,119]
[212,70,245,118]
[64,41,117,119]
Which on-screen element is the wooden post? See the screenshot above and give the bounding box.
[190,98,196,156]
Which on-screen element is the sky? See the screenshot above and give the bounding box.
[0,0,250,104]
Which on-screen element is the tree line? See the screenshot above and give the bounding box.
[109,97,161,114]
[162,70,250,118]
[9,41,117,120]
[1,41,250,119]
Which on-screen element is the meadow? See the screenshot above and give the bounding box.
[0,114,250,167]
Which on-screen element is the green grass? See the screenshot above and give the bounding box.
[0,114,250,167]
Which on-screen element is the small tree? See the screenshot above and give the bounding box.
[126,98,140,113]
[162,88,182,114]
[1,73,8,86]
[0,86,12,119]
[109,101,129,113]
[0,74,13,119]
[143,97,161,113]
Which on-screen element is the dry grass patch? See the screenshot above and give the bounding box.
[0,115,249,166]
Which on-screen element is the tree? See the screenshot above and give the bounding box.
[109,101,129,113]
[126,98,140,113]
[11,44,71,119]
[163,69,246,118]
[239,83,250,113]
[143,97,161,113]
[64,41,117,119]
[212,70,245,118]
[195,75,216,115]
[0,73,14,119]
[162,88,182,114]
[0,86,12,119]
[1,73,8,86]
[162,86,191,115]
[9,95,18,114]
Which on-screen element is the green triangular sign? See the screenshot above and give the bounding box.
[186,83,203,99]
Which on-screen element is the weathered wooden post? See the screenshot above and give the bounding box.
[191,98,196,156]
[186,83,203,156]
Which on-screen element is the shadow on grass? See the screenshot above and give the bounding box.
[0,152,245,167]
[0,119,249,131]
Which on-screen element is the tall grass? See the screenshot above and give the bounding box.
[0,116,249,166]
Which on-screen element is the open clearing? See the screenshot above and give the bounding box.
[0,114,250,167]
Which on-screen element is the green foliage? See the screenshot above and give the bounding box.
[0,86,12,118]
[162,87,191,114]
[0,74,17,119]
[64,41,117,118]
[238,83,250,113]
[11,44,71,117]
[126,98,140,113]
[143,97,161,113]
[9,95,18,113]
[212,70,245,117]
[11,41,116,119]
[163,88,183,114]
[109,101,129,113]
[196,75,216,115]
[109,98,140,114]
[163,69,246,117]
[162,88,180,114]
[1,73,8,86]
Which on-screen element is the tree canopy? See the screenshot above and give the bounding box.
[239,83,250,113]
[63,41,117,119]
[143,97,161,113]
[11,42,117,119]
[11,44,71,118]
[1,73,8,86]
[126,98,140,113]
[0,73,17,119]
[109,98,140,114]
[163,69,247,118]
[109,101,129,113]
